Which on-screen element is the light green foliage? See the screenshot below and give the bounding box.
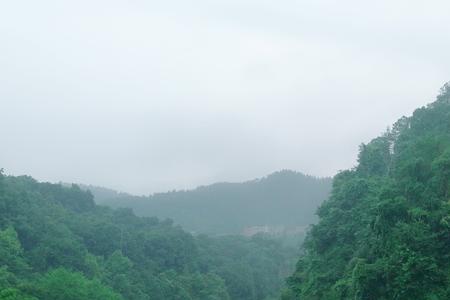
[0,168,296,299]
[0,227,29,276]
[286,84,450,299]
[197,234,297,300]
[32,268,122,300]
[0,288,36,300]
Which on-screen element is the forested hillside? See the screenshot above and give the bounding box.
[0,172,297,299]
[90,171,332,235]
[284,85,450,299]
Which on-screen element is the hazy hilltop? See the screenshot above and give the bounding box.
[2,0,450,299]
[0,172,299,300]
[86,170,332,235]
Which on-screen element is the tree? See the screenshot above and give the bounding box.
[32,268,122,300]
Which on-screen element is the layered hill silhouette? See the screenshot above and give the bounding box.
[0,172,299,299]
[86,170,332,235]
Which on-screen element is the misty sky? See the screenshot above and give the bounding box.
[1,0,450,194]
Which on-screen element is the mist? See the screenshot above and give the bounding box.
[1,0,450,194]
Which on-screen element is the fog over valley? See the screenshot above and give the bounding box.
[1,1,450,300]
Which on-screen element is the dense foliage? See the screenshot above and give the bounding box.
[0,172,297,299]
[285,84,450,299]
[90,171,332,235]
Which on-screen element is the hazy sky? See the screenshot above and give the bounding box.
[1,0,450,194]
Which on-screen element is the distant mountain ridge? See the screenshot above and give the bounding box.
[82,170,332,235]
[0,171,298,299]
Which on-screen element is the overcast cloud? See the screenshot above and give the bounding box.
[1,0,450,194]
